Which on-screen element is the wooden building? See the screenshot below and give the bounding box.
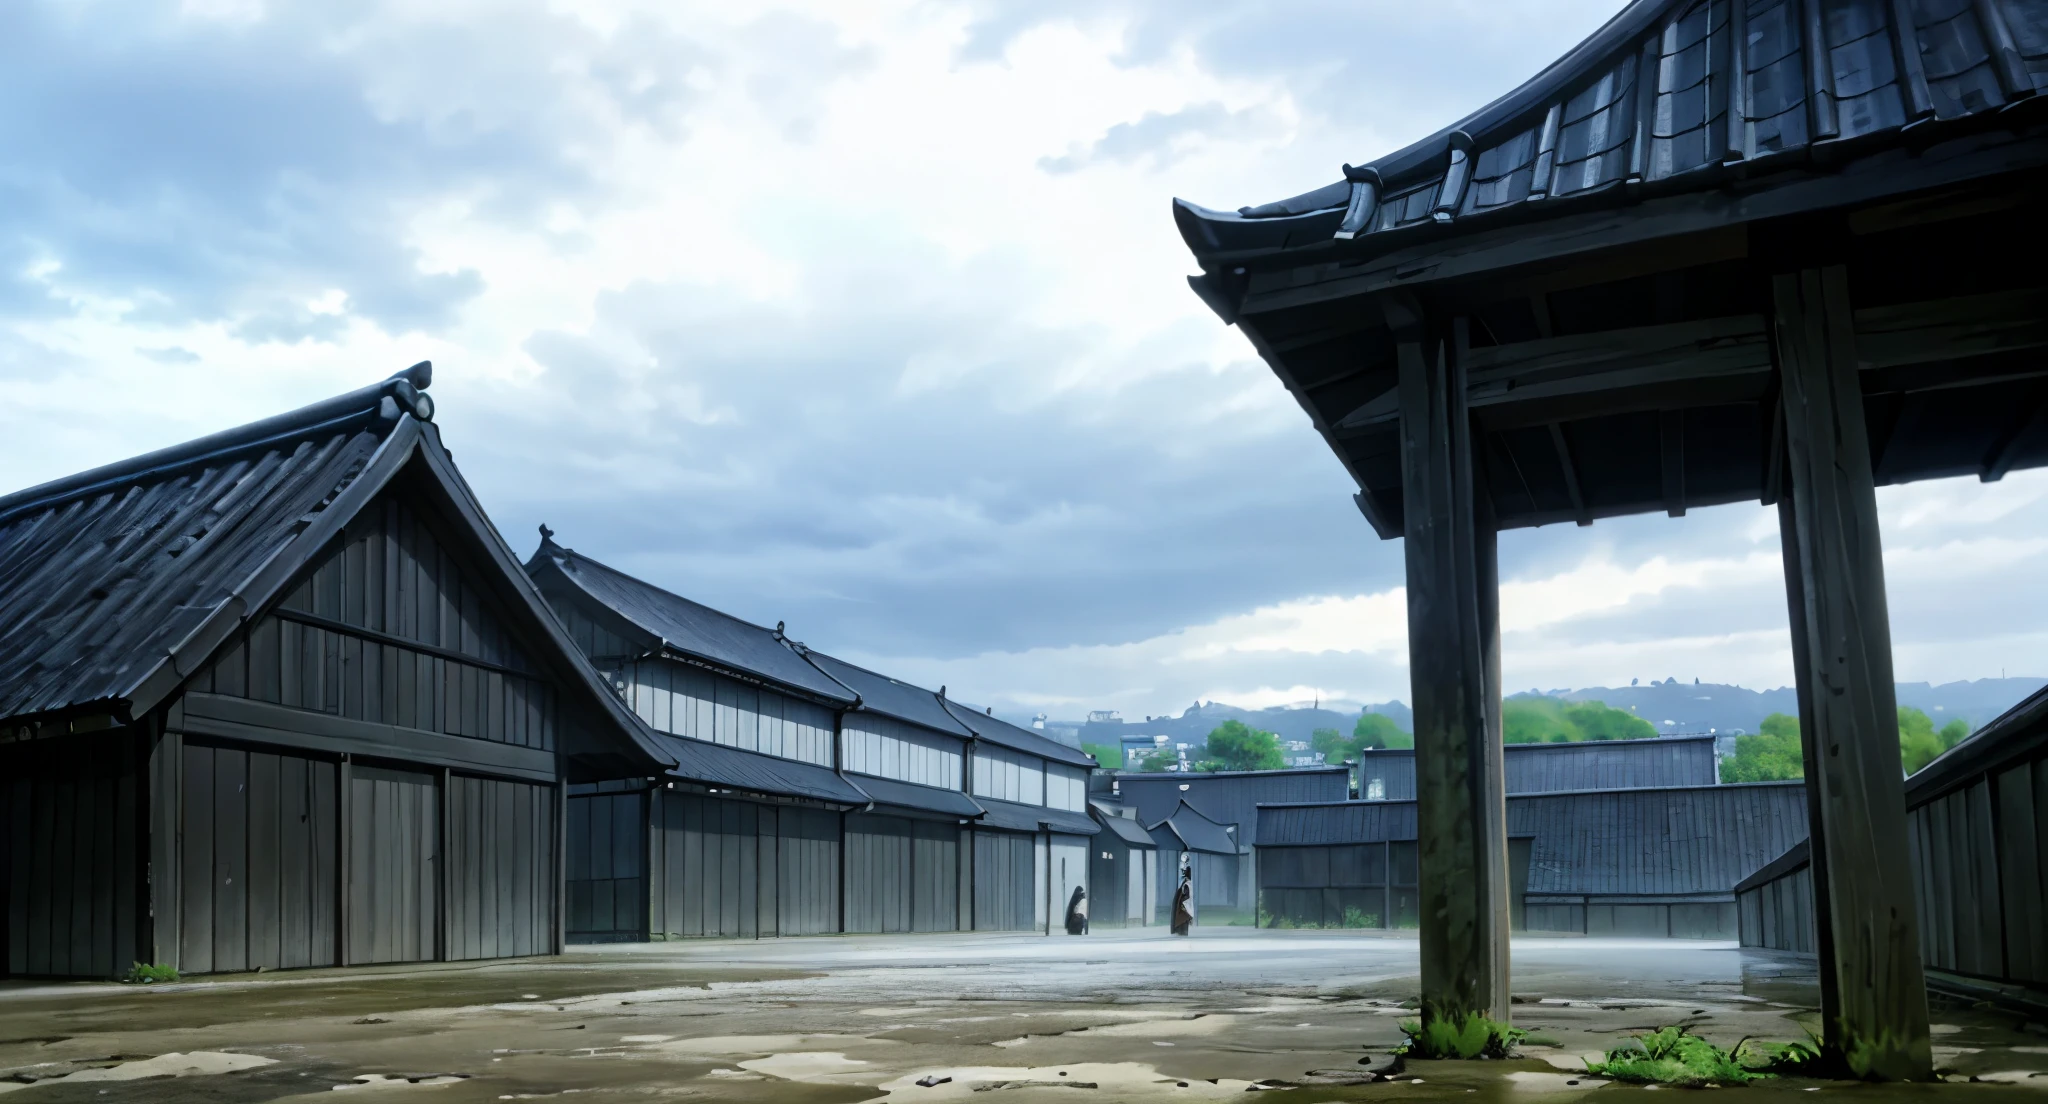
[1259,781,1806,937]
[945,699,1100,934]
[1174,0,2048,1075]
[1739,685,2048,1000]
[1146,799,1245,923]
[0,366,669,979]
[1087,801,1159,928]
[527,537,1097,940]
[1113,766,1351,919]
[1356,734,1719,801]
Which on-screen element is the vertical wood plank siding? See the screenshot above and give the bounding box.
[567,791,646,941]
[844,814,962,934]
[645,792,842,939]
[446,775,557,960]
[843,716,963,788]
[1739,724,2048,988]
[346,765,438,965]
[176,742,339,974]
[1356,738,1720,802]
[0,729,142,979]
[625,660,835,767]
[188,492,557,752]
[972,830,1037,930]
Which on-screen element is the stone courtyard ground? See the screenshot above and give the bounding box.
[2,930,2044,1102]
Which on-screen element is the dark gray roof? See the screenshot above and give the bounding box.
[525,541,856,705]
[1149,799,1240,855]
[974,796,1100,836]
[1176,0,2048,266]
[806,651,972,738]
[1115,767,1350,846]
[659,731,866,806]
[1257,781,1808,897]
[1089,802,1158,848]
[0,367,670,776]
[943,699,1098,769]
[1356,735,1719,800]
[0,367,428,723]
[847,773,984,818]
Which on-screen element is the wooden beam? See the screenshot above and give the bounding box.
[1982,391,2048,483]
[1549,424,1591,527]
[1393,297,1510,1034]
[1660,409,1686,517]
[1773,266,1933,1080]
[1855,287,2048,368]
[1353,489,1398,540]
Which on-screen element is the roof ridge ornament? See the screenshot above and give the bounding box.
[1333,164,1381,240]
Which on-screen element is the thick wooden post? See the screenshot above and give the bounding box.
[1772,267,1932,1080]
[1393,298,1510,1031]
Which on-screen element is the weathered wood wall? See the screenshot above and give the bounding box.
[0,729,144,979]
[646,792,841,939]
[845,814,960,933]
[971,829,1036,931]
[1257,841,1421,929]
[446,774,556,961]
[567,790,646,942]
[178,741,338,973]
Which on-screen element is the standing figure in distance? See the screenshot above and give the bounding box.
[1170,856,1195,936]
[1064,885,1089,935]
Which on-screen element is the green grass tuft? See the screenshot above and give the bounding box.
[121,962,179,984]
[1396,1014,1525,1060]
[1590,1026,1832,1086]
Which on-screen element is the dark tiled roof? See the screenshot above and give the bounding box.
[1176,0,2048,267]
[1149,799,1241,855]
[658,731,866,805]
[1089,803,1157,848]
[943,699,1098,769]
[848,773,984,818]
[974,796,1100,835]
[0,367,425,723]
[807,652,972,738]
[525,542,855,705]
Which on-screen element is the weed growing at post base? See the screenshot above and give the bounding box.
[1395,1015,1524,1060]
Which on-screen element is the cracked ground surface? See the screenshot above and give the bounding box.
[2,931,2045,1101]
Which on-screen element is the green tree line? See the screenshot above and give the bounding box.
[1719,707,1971,782]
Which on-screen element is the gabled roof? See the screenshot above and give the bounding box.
[806,651,973,739]
[943,698,1098,769]
[524,540,856,706]
[1116,767,1349,846]
[1148,799,1241,855]
[1089,802,1158,849]
[1176,0,2048,271]
[0,366,673,770]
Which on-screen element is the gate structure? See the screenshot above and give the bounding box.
[1174,0,2048,1078]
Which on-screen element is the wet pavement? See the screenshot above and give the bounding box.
[2,930,2045,1101]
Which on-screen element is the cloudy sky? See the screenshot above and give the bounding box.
[3,0,2042,720]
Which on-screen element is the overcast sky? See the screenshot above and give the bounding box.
[3,0,2042,720]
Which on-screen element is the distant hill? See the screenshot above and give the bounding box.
[1031,676,2044,752]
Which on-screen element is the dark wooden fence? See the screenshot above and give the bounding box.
[1738,688,2048,991]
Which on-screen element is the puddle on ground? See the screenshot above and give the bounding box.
[0,1050,274,1093]
[739,1051,872,1081]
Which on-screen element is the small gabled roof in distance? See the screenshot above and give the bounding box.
[1149,799,1241,855]
[806,651,972,739]
[525,541,856,706]
[942,698,1098,769]
[1089,802,1158,849]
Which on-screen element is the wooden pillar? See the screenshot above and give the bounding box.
[1772,266,1932,1080]
[1392,297,1510,1030]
